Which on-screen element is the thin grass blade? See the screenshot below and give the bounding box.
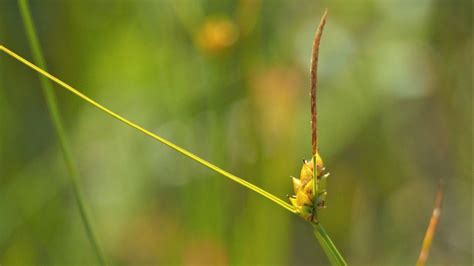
[0,44,296,215]
[16,0,106,264]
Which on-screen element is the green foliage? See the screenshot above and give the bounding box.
[0,0,471,265]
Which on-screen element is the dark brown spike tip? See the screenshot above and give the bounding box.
[310,9,328,156]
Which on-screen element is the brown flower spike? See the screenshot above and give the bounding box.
[310,8,327,155]
[289,9,329,221]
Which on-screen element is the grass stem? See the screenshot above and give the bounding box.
[17,0,106,264]
[312,222,347,266]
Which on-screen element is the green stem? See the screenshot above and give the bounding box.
[17,0,106,264]
[312,222,347,266]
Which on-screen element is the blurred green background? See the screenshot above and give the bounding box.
[0,0,471,265]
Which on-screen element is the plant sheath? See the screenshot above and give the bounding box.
[17,0,106,264]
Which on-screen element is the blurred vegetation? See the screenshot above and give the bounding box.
[0,0,471,265]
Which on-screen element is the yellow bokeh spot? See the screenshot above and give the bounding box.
[196,17,239,53]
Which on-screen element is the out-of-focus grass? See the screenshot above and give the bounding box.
[16,0,105,263]
[0,0,471,265]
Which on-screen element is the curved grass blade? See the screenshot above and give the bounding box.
[0,45,296,215]
[17,0,106,264]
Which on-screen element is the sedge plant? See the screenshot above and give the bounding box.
[1,9,345,264]
[1,5,444,265]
